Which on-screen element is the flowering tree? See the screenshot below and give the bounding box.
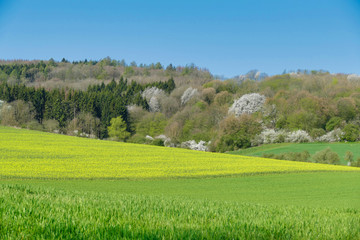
[142,87,165,112]
[228,93,266,117]
[317,129,344,142]
[251,129,286,146]
[252,129,312,146]
[141,87,165,101]
[181,87,199,105]
[285,130,312,143]
[347,74,360,81]
[181,140,209,151]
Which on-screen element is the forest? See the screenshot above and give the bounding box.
[1,58,360,153]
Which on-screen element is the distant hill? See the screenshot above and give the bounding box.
[0,58,213,90]
[233,69,268,82]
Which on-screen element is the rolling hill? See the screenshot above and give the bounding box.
[1,126,360,239]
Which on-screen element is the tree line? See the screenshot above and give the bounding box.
[0,77,175,138]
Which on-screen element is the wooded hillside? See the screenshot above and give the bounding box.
[1,58,360,153]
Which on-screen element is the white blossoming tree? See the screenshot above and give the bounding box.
[347,74,360,81]
[181,140,209,151]
[285,130,312,143]
[316,129,344,142]
[181,87,199,105]
[149,96,160,112]
[141,87,165,101]
[141,87,166,112]
[228,93,266,117]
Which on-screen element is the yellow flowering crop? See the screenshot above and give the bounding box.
[0,126,359,179]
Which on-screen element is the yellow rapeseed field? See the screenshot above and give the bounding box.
[0,126,359,179]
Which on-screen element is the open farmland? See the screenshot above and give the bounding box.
[1,183,360,239]
[0,126,358,179]
[1,126,360,239]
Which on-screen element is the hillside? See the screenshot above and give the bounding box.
[1,59,360,155]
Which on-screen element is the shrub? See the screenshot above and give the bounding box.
[216,115,262,152]
[262,151,310,162]
[285,130,312,143]
[312,148,340,165]
[251,129,286,146]
[325,117,342,131]
[0,103,17,126]
[316,129,344,142]
[297,151,311,162]
[43,119,60,132]
[1,100,35,127]
[27,120,44,131]
[310,128,326,139]
[341,124,359,142]
[66,112,100,137]
[262,153,275,158]
[127,134,147,144]
[181,140,208,151]
[344,151,354,165]
[151,139,165,146]
[352,157,360,167]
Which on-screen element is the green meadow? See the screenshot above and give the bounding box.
[229,142,360,165]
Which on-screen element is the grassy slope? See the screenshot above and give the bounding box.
[229,142,360,164]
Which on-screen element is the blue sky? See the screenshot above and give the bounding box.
[0,0,359,77]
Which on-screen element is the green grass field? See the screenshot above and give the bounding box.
[1,126,360,239]
[2,182,360,239]
[229,142,360,165]
[2,172,360,209]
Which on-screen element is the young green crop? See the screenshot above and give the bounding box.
[0,126,359,179]
[1,184,359,240]
[2,171,360,209]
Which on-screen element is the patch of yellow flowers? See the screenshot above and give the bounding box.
[0,126,359,179]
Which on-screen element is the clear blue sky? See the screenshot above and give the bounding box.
[0,0,359,77]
